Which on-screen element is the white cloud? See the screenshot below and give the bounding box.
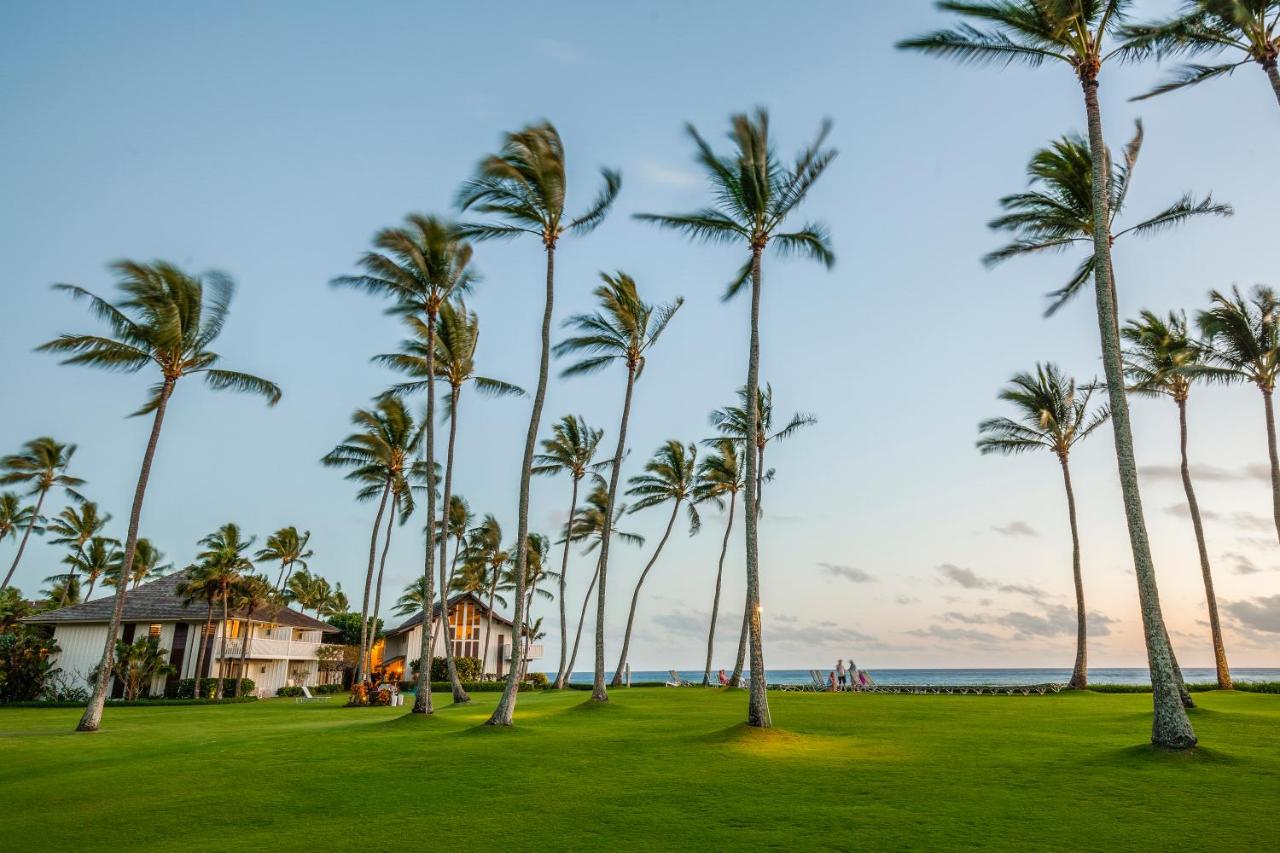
[818,562,875,583]
[992,520,1038,537]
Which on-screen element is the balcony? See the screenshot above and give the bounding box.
[215,637,335,661]
[506,644,544,661]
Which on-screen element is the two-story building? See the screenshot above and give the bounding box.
[378,592,543,681]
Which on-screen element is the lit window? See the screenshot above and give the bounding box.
[149,624,161,639]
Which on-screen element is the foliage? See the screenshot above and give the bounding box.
[326,613,383,647]
[167,678,254,700]
[977,363,1110,460]
[0,628,60,703]
[525,671,549,688]
[109,635,175,700]
[428,656,482,682]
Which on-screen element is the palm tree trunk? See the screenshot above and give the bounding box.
[553,478,581,689]
[439,384,470,704]
[215,593,229,699]
[356,478,392,688]
[86,574,98,601]
[1176,398,1232,689]
[487,242,555,726]
[275,560,289,593]
[2,488,47,591]
[743,244,771,727]
[59,542,86,608]
[446,536,463,592]
[1261,390,1280,544]
[236,604,255,697]
[369,493,397,679]
[564,554,601,686]
[412,308,441,715]
[591,364,638,704]
[77,378,174,732]
[193,602,213,699]
[703,491,736,685]
[1081,77,1194,749]
[612,501,681,685]
[1265,61,1280,110]
[483,571,498,677]
[1059,456,1088,689]
[730,595,749,688]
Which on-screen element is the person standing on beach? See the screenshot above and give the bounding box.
[836,659,847,690]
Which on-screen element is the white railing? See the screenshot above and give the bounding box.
[506,644,544,661]
[216,637,332,660]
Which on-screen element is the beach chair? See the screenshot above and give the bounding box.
[665,670,691,687]
[806,670,827,692]
[296,685,330,704]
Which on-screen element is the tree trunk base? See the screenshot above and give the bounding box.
[451,689,472,704]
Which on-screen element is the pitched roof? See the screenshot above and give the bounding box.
[21,569,337,633]
[386,591,519,636]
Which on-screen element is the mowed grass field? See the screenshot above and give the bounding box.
[2,688,1278,851]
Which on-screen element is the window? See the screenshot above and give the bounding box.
[149,624,162,639]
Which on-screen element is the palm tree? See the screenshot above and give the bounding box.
[899,0,1197,749]
[321,396,422,687]
[977,364,1109,689]
[228,573,272,696]
[0,493,43,557]
[255,527,313,593]
[554,274,682,701]
[694,440,744,686]
[457,121,621,727]
[319,582,348,618]
[1124,1,1280,108]
[103,538,171,590]
[67,536,120,601]
[441,495,475,589]
[0,438,83,591]
[466,514,510,673]
[178,561,220,699]
[335,214,473,715]
[637,110,835,728]
[38,260,279,732]
[194,523,255,699]
[395,575,432,618]
[1197,286,1280,542]
[499,533,555,677]
[377,298,523,704]
[46,500,110,606]
[42,571,81,606]
[610,442,700,685]
[368,479,416,679]
[533,415,606,688]
[284,568,327,616]
[985,124,1231,315]
[1123,310,1233,689]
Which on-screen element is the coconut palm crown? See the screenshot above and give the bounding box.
[977,363,1110,460]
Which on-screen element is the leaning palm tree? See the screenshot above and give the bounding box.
[466,514,510,673]
[533,415,606,688]
[899,0,1197,749]
[394,575,433,619]
[637,110,835,728]
[694,440,744,686]
[67,536,120,601]
[977,364,1109,689]
[985,124,1231,316]
[555,272,683,701]
[368,479,416,678]
[0,493,42,557]
[457,121,621,726]
[104,538,172,590]
[194,523,255,699]
[611,441,700,685]
[499,532,555,676]
[255,527,313,593]
[1124,0,1280,109]
[1123,310,1233,689]
[37,261,280,732]
[0,438,83,591]
[46,500,110,606]
[228,573,272,696]
[334,214,473,714]
[1197,286,1280,542]
[321,396,422,688]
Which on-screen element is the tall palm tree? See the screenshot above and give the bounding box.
[284,568,327,616]
[66,536,120,601]
[176,562,220,699]
[533,415,606,688]
[637,110,835,728]
[1123,310,1233,689]
[985,124,1231,315]
[466,514,510,674]
[457,121,621,727]
[38,260,279,731]
[0,438,83,591]
[369,480,416,679]
[1125,0,1280,108]
[321,396,422,687]
[395,575,433,619]
[441,495,475,589]
[899,0,1197,749]
[694,440,744,686]
[499,532,555,677]
[612,441,701,685]
[377,298,523,704]
[228,573,272,697]
[255,527,313,593]
[0,493,43,559]
[334,214,473,714]
[46,500,110,606]
[977,364,1109,689]
[1197,286,1280,542]
[555,273,682,701]
[194,523,255,699]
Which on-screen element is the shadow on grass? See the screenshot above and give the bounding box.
[1110,743,1242,766]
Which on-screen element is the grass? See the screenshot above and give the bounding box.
[2,688,1278,850]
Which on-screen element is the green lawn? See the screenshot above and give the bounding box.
[2,689,1278,851]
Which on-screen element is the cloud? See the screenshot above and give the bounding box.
[995,605,1115,639]
[1166,504,1272,532]
[895,595,919,605]
[1224,595,1280,634]
[652,608,877,648]
[818,562,875,584]
[1142,463,1268,482]
[992,520,1039,537]
[651,611,705,637]
[935,564,1048,600]
[1223,552,1274,576]
[906,625,1002,644]
[942,611,989,625]
[641,161,701,189]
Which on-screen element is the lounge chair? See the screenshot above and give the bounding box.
[665,670,691,687]
[296,685,330,704]
[809,670,828,692]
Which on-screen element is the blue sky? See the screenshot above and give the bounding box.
[2,1,1278,671]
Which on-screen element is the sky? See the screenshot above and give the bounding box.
[2,1,1278,673]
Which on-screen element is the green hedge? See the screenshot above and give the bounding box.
[276,684,344,697]
[564,681,669,690]
[6,697,258,708]
[399,681,538,693]
[1088,681,1280,694]
[167,678,255,699]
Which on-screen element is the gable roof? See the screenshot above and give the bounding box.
[386,591,520,636]
[21,569,337,633]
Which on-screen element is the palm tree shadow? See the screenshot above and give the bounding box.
[1109,743,1241,766]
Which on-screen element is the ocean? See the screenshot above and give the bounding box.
[561,667,1280,686]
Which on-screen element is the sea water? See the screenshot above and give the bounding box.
[561,667,1280,686]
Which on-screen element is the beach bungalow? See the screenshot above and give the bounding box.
[22,570,339,698]
[377,592,543,681]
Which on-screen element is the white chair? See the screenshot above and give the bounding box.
[296,684,330,704]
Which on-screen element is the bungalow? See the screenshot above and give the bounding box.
[22,570,340,698]
[377,592,543,682]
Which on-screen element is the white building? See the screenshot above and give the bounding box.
[377,592,543,681]
[23,570,340,698]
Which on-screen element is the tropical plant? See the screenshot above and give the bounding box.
[193,523,255,699]
[0,494,43,558]
[694,440,744,686]
[319,582,348,618]
[984,123,1230,315]
[38,260,280,732]
[1123,310,1232,689]
[637,109,834,728]
[0,586,33,634]
[368,477,416,678]
[466,514,510,671]
[176,564,219,699]
[284,568,330,616]
[440,495,475,589]
[1197,286,1280,542]
[227,573,273,697]
[255,527,313,593]
[0,438,83,591]
[104,538,172,590]
[1124,0,1280,108]
[554,273,682,701]
[899,0,1197,749]
[45,501,110,606]
[41,572,81,607]
[0,628,60,703]
[63,536,120,601]
[456,120,621,726]
[977,364,1109,689]
[109,635,174,701]
[395,575,433,618]
[533,415,606,688]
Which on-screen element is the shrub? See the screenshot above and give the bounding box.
[0,629,61,703]
[525,671,548,688]
[1087,681,1280,695]
[168,678,254,699]
[276,685,304,697]
[428,656,482,682]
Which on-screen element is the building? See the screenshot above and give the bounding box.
[377,592,543,681]
[22,570,339,698]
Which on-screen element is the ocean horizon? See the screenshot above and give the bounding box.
[559,667,1280,686]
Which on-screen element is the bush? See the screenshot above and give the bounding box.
[427,656,482,682]
[0,629,61,704]
[277,683,344,697]
[525,671,548,688]
[8,696,257,707]
[276,685,303,697]
[168,677,255,699]
[1087,681,1280,695]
